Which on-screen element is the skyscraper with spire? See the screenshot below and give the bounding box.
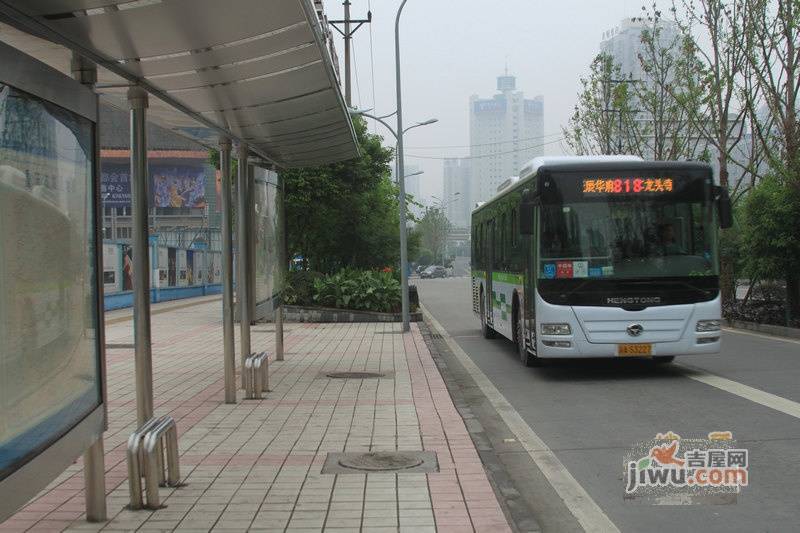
[468,72,544,206]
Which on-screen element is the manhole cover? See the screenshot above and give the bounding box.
[321,451,438,474]
[338,452,423,471]
[326,371,384,379]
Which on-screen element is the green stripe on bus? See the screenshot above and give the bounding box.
[491,272,524,285]
[472,270,486,278]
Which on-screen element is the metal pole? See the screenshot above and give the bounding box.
[220,138,236,403]
[277,170,286,362]
[83,439,105,521]
[395,0,411,332]
[275,305,284,361]
[343,0,351,106]
[128,86,154,426]
[237,144,251,388]
[71,52,107,523]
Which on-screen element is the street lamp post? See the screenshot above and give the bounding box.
[394,0,411,330]
[349,104,436,332]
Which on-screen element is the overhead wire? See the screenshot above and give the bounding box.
[405,131,563,150]
[406,137,565,160]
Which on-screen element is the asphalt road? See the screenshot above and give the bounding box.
[417,276,800,533]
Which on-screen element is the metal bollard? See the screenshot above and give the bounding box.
[142,417,180,509]
[126,415,181,510]
[126,416,164,510]
[244,352,269,399]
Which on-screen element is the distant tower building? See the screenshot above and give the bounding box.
[443,158,471,229]
[469,73,544,205]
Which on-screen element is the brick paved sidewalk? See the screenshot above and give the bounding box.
[1,300,512,533]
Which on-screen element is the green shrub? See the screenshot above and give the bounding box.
[312,268,400,313]
[283,270,322,306]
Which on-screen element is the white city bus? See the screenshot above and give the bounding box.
[471,156,732,366]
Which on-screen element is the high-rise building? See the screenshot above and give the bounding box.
[443,158,470,229]
[600,17,679,81]
[469,74,544,206]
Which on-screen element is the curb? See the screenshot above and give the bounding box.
[277,305,423,323]
[726,319,800,340]
[418,320,542,533]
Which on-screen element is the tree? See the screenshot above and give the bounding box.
[740,0,800,319]
[563,53,638,155]
[659,0,762,304]
[281,117,402,273]
[633,10,707,161]
[564,16,706,160]
[740,176,800,324]
[415,207,452,265]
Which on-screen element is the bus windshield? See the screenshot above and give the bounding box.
[539,195,718,280]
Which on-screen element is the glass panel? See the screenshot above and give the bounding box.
[253,172,284,305]
[0,84,100,480]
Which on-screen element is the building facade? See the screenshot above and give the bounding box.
[469,74,544,206]
[443,158,471,229]
[99,104,220,251]
[600,17,679,81]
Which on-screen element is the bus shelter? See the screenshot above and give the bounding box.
[0,0,357,522]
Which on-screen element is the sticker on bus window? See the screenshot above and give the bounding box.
[556,261,573,278]
[589,267,603,277]
[573,261,589,278]
[602,265,615,276]
[543,263,556,279]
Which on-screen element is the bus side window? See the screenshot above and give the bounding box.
[511,209,517,248]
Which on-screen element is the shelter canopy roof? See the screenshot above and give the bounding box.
[0,0,358,167]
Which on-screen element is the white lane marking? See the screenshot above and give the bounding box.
[422,304,619,533]
[678,364,800,420]
[722,327,800,345]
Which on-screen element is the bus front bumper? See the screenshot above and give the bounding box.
[536,335,721,358]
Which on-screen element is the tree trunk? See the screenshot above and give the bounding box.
[718,163,736,305]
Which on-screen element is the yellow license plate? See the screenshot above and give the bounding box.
[617,343,652,357]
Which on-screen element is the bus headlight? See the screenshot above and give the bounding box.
[541,323,571,335]
[696,319,721,332]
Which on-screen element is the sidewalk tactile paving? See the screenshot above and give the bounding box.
[0,300,512,532]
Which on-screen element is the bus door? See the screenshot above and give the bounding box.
[487,219,495,327]
[523,208,536,339]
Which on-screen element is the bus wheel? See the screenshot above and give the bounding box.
[654,356,675,364]
[516,303,541,367]
[480,290,495,339]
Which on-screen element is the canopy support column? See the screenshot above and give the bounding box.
[128,86,154,426]
[276,170,286,362]
[237,144,251,387]
[219,138,236,404]
[72,52,106,523]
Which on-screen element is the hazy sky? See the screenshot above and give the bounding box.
[325,0,650,200]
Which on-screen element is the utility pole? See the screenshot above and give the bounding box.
[329,0,372,106]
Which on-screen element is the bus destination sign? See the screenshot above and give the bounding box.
[582,177,674,195]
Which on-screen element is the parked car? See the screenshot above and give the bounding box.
[420,265,447,279]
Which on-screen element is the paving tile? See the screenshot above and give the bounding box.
[0,300,512,533]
